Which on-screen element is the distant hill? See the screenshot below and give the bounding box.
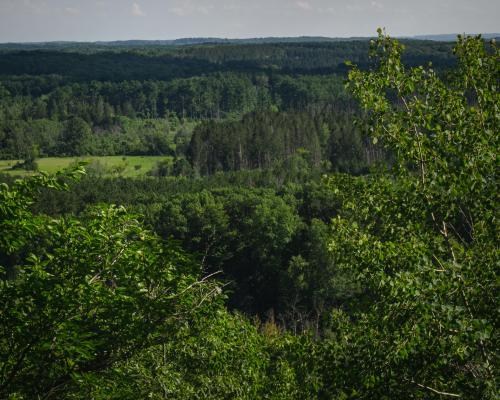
[0,36,367,51]
[412,33,499,41]
[94,37,363,46]
[0,33,498,50]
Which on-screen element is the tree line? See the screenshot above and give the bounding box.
[188,108,384,175]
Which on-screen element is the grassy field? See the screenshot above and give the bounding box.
[0,156,171,177]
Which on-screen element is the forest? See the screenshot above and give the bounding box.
[0,32,498,399]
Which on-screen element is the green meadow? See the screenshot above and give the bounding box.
[0,156,171,177]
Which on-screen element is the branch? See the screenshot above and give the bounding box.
[411,379,461,398]
[399,91,426,187]
[171,270,222,299]
[193,282,229,310]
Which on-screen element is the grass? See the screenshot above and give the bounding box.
[0,156,171,177]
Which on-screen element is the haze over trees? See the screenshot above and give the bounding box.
[0,32,498,399]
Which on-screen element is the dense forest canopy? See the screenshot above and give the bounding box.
[1,42,456,78]
[0,38,455,169]
[0,33,498,399]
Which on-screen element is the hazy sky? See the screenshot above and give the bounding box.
[0,0,498,42]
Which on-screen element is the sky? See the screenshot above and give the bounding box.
[0,0,498,42]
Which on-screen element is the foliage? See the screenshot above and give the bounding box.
[76,310,269,400]
[322,31,499,398]
[157,187,303,314]
[188,109,378,176]
[0,169,219,398]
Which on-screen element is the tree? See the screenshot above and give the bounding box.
[324,31,498,398]
[0,168,219,398]
[60,116,92,155]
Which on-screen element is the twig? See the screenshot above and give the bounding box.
[411,379,461,398]
[172,270,222,299]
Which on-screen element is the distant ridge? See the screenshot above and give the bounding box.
[0,36,367,49]
[0,33,498,49]
[412,33,499,41]
[96,36,352,45]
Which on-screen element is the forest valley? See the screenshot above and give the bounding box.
[0,32,498,399]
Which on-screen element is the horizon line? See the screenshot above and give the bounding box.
[1,32,499,45]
